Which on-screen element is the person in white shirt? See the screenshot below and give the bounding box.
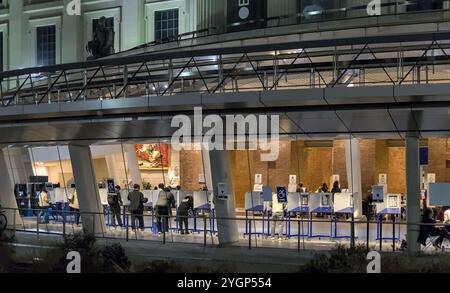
[270,193,286,240]
[68,186,80,226]
[38,186,51,224]
[444,207,450,233]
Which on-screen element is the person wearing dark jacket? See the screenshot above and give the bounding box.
[177,195,193,234]
[155,184,175,234]
[331,181,341,194]
[127,184,146,232]
[108,185,123,228]
[418,208,450,248]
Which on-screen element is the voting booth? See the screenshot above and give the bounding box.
[286,193,310,238]
[332,193,355,239]
[333,193,354,214]
[193,190,216,233]
[309,193,334,238]
[375,194,402,241]
[244,192,268,236]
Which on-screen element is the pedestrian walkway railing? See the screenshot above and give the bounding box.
[2,29,450,107]
[2,207,449,253]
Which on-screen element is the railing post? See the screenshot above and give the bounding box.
[351,212,356,249]
[248,219,252,250]
[379,218,383,252]
[123,65,128,98]
[63,210,66,237]
[163,216,166,244]
[218,55,223,92]
[168,59,173,95]
[47,73,52,104]
[392,217,396,252]
[13,208,17,234]
[366,215,370,252]
[297,220,300,252]
[203,216,207,247]
[36,212,40,240]
[82,70,87,100]
[126,214,129,242]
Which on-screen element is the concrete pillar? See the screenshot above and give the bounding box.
[68,144,106,236]
[203,149,239,246]
[121,0,145,50]
[105,153,126,187]
[345,139,363,218]
[6,148,33,183]
[9,0,28,71]
[124,144,143,188]
[62,0,83,63]
[406,133,421,253]
[0,148,22,227]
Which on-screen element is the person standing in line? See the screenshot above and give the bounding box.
[108,185,123,229]
[38,186,51,224]
[177,195,193,235]
[155,183,175,235]
[127,184,146,232]
[68,186,80,227]
[270,193,286,241]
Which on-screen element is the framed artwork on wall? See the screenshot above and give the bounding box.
[135,144,170,170]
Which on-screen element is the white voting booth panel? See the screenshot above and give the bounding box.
[99,189,108,205]
[194,191,214,210]
[287,193,310,213]
[428,183,450,207]
[52,188,69,203]
[333,193,354,214]
[376,194,401,214]
[245,192,264,211]
[309,193,333,213]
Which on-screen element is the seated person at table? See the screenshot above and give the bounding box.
[418,208,450,248]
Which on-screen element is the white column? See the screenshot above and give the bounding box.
[406,133,421,253]
[9,0,28,71]
[124,144,143,188]
[121,0,145,50]
[0,148,22,227]
[7,148,34,183]
[203,149,239,246]
[62,0,83,63]
[345,139,363,218]
[69,144,106,236]
[105,153,126,186]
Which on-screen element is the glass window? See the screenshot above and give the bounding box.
[36,25,56,67]
[154,9,179,40]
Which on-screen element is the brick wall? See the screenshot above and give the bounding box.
[180,150,203,191]
[429,138,450,183]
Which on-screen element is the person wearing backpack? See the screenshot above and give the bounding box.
[127,184,146,232]
[155,184,175,234]
[108,185,123,229]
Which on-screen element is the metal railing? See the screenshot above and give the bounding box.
[2,207,449,253]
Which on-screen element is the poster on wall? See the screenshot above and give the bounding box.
[135,144,170,170]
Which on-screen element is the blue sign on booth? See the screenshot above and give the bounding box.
[276,187,287,203]
[107,179,115,194]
